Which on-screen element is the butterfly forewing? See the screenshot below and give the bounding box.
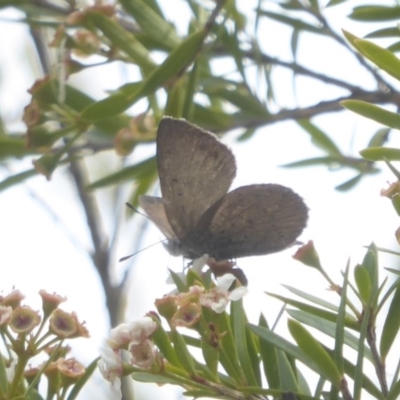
[204,184,308,260]
[157,117,236,241]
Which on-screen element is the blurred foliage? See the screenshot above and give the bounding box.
[2,1,400,399]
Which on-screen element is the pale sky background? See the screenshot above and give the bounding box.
[1,0,400,399]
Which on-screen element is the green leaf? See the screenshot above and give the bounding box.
[361,243,379,299]
[249,324,321,376]
[352,38,400,81]
[360,147,400,161]
[286,310,373,362]
[214,312,245,384]
[326,0,348,6]
[380,280,400,360]
[349,6,400,21]
[365,27,400,39]
[88,157,156,189]
[288,320,342,387]
[282,285,339,312]
[151,318,182,368]
[119,0,181,50]
[258,10,324,35]
[258,315,280,389]
[388,379,400,400]
[82,28,208,120]
[342,100,400,129]
[266,293,359,331]
[231,299,258,386]
[354,265,372,304]
[367,128,390,147]
[0,168,38,192]
[201,340,219,378]
[171,330,196,375]
[276,350,300,392]
[335,174,363,191]
[297,120,342,156]
[87,11,155,69]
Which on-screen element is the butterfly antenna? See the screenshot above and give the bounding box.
[119,239,167,262]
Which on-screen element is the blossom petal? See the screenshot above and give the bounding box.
[228,286,249,301]
[216,273,236,291]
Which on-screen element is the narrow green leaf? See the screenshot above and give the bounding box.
[297,120,342,156]
[349,6,400,21]
[119,0,181,50]
[266,293,359,331]
[367,128,390,148]
[282,156,345,168]
[87,11,155,69]
[361,243,379,301]
[388,379,400,400]
[276,350,300,392]
[151,319,182,368]
[168,270,189,293]
[231,300,258,386]
[82,29,207,120]
[258,315,280,389]
[326,0,347,6]
[360,147,400,161]
[288,320,342,387]
[214,312,244,384]
[354,265,372,304]
[354,38,400,81]
[342,100,400,129]
[171,330,196,375]
[365,27,400,39]
[258,10,324,35]
[335,174,363,191]
[201,340,219,378]
[333,264,349,378]
[286,310,373,362]
[380,280,400,360]
[282,285,339,312]
[88,157,156,189]
[249,324,321,374]
[0,168,38,192]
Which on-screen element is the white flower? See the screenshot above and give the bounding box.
[200,273,249,313]
[107,317,157,349]
[98,346,123,399]
[191,254,209,274]
[129,339,156,369]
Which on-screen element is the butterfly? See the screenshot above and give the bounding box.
[139,117,308,261]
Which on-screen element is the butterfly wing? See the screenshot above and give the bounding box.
[139,195,177,240]
[205,184,308,260]
[139,195,184,255]
[157,117,236,240]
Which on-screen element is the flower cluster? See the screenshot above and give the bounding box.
[98,268,248,398]
[0,289,89,399]
[98,317,158,398]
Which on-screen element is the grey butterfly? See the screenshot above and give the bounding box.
[139,117,308,261]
